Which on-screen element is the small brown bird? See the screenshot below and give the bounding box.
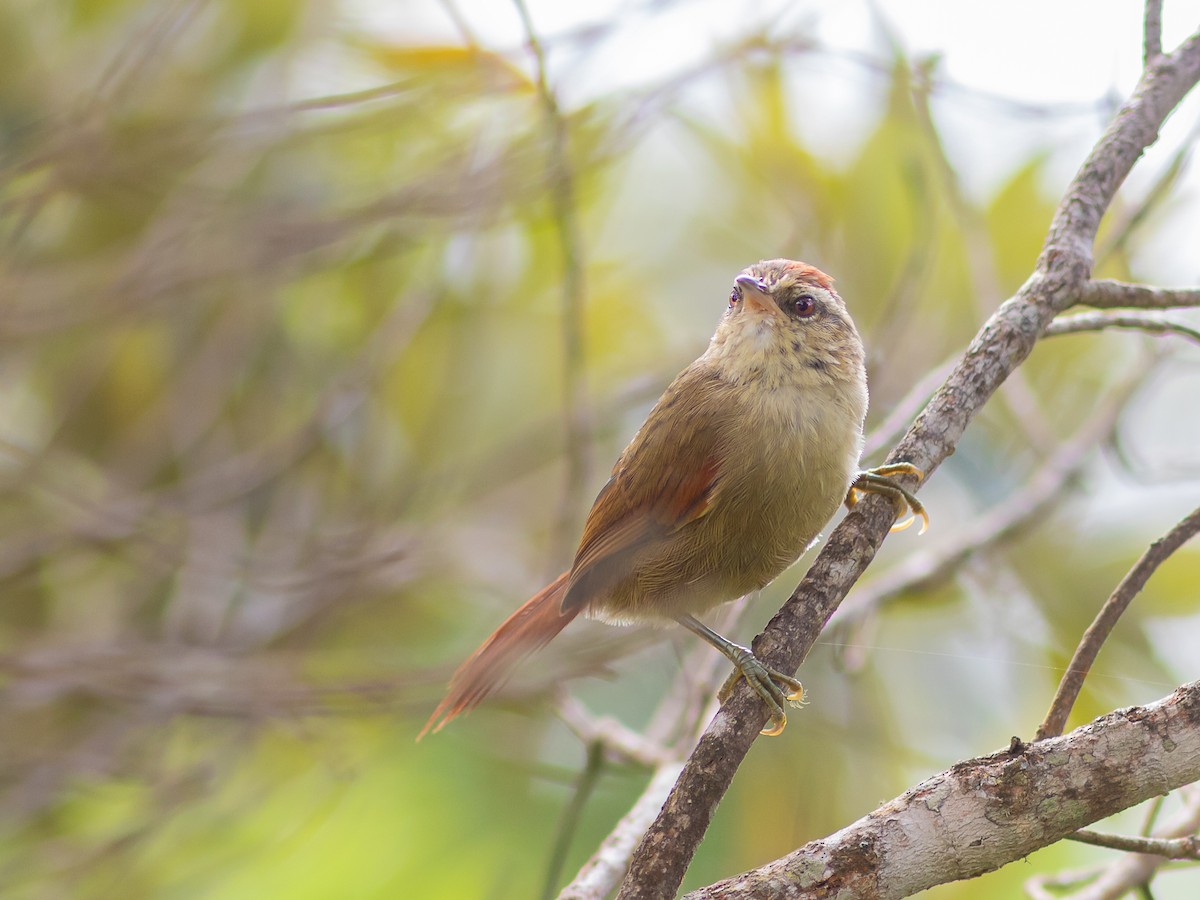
[420,259,924,738]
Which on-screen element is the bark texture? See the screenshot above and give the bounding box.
[686,682,1200,899]
[615,30,1200,900]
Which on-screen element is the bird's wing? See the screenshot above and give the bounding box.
[561,366,727,613]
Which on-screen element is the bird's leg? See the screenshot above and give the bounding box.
[677,614,804,736]
[845,462,928,534]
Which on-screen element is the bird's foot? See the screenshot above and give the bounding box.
[717,645,806,736]
[846,463,929,534]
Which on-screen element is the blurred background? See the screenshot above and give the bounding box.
[1,0,1199,897]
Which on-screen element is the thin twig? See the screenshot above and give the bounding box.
[910,51,1056,453]
[1046,310,1200,346]
[512,0,592,563]
[1079,280,1200,310]
[556,695,676,768]
[1068,829,1200,860]
[1045,789,1200,900]
[436,0,481,46]
[862,354,957,458]
[1141,795,1166,836]
[1036,504,1200,740]
[1025,865,1109,900]
[1144,0,1163,64]
[542,741,607,900]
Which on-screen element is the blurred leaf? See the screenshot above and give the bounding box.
[0,4,1195,898]
[984,155,1055,293]
[361,42,535,95]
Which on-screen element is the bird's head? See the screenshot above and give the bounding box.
[705,259,864,388]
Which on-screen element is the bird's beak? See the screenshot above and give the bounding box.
[735,275,775,315]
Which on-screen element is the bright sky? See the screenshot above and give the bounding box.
[362,0,1200,282]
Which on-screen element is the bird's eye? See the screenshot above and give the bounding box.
[789,294,817,318]
[728,288,740,309]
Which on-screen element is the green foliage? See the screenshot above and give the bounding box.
[0,3,1194,898]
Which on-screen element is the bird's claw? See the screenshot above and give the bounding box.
[718,649,806,736]
[846,462,929,535]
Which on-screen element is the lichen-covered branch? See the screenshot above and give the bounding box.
[1028,787,1200,900]
[685,681,1200,899]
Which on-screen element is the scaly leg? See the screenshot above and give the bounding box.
[677,614,804,736]
[846,462,929,534]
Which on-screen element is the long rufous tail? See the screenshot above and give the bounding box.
[418,571,577,739]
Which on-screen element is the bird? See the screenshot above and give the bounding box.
[419,259,925,739]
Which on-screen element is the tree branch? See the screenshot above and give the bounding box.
[1095,119,1200,265]
[513,0,593,561]
[557,605,743,899]
[1068,828,1200,860]
[556,695,676,768]
[1036,504,1200,740]
[1144,0,1163,64]
[1033,788,1200,899]
[543,741,607,900]
[615,32,1200,900]
[1078,279,1200,310]
[1046,309,1200,345]
[833,365,1143,642]
[685,681,1200,899]
[559,762,687,900]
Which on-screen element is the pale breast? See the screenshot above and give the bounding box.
[710,378,865,592]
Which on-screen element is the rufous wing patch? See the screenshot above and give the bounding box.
[560,454,723,614]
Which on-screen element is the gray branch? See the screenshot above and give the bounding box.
[1144,0,1163,64]
[1068,827,1200,860]
[1028,787,1200,900]
[834,367,1142,632]
[614,29,1200,900]
[1046,309,1200,345]
[1078,279,1200,310]
[684,681,1200,899]
[559,762,687,900]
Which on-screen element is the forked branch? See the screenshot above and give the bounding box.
[613,25,1200,900]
